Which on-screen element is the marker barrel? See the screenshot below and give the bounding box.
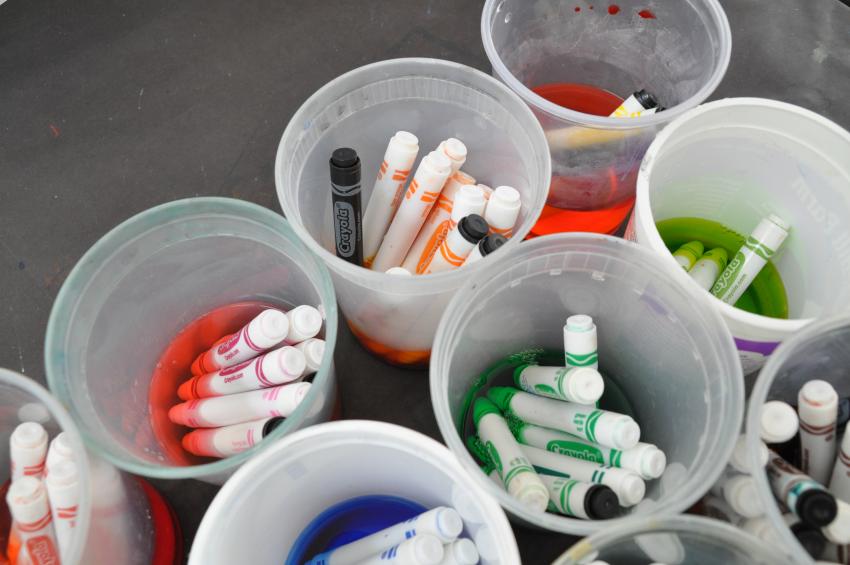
[295,338,325,376]
[462,234,507,266]
[330,147,364,266]
[10,421,48,481]
[169,381,311,428]
[483,186,521,238]
[182,417,283,458]
[563,315,598,370]
[767,450,837,527]
[799,379,839,485]
[6,477,61,564]
[610,90,660,118]
[830,424,850,503]
[424,214,488,274]
[672,241,704,271]
[513,364,604,405]
[539,475,619,519]
[353,535,445,565]
[45,459,80,561]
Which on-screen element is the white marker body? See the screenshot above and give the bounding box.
[362,131,420,265]
[539,475,597,519]
[45,432,74,476]
[515,365,605,405]
[521,444,645,506]
[169,382,311,428]
[45,459,80,561]
[477,411,549,512]
[741,516,782,545]
[353,535,445,565]
[515,423,666,480]
[760,400,799,444]
[483,186,521,238]
[424,223,479,274]
[799,380,839,485]
[712,471,763,519]
[831,424,850,503]
[295,338,325,376]
[702,495,743,524]
[372,151,452,272]
[181,346,306,399]
[191,309,291,375]
[437,538,479,565]
[564,315,599,370]
[688,253,724,290]
[385,267,412,276]
[824,499,850,544]
[182,417,279,458]
[6,477,61,564]
[10,421,48,481]
[729,434,769,473]
[767,450,832,520]
[307,507,462,565]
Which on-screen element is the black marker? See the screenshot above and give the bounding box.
[329,147,363,266]
[463,233,508,266]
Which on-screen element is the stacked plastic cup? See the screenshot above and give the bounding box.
[45,198,338,483]
[276,58,550,367]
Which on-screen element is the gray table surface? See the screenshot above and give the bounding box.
[2,0,850,562]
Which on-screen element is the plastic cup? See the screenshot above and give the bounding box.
[746,316,850,565]
[188,420,521,564]
[0,368,158,565]
[431,234,743,535]
[276,58,551,367]
[632,98,850,374]
[45,197,338,483]
[481,0,731,236]
[551,515,789,564]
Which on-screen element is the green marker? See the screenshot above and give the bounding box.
[513,364,604,405]
[688,247,728,290]
[672,240,704,270]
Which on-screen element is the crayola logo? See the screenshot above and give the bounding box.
[334,202,356,257]
[547,440,605,464]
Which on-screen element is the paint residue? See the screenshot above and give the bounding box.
[607,4,620,14]
[638,8,656,18]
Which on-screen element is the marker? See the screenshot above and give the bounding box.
[353,535,444,565]
[761,400,799,444]
[830,424,850,504]
[539,475,620,519]
[190,309,292,376]
[564,315,598,370]
[513,364,604,405]
[437,538,479,565]
[423,214,488,274]
[799,380,839,485]
[487,387,640,450]
[10,421,48,481]
[824,499,850,544]
[371,150,452,272]
[305,507,462,565]
[473,398,549,512]
[437,138,468,174]
[386,267,412,276]
[179,346,306,400]
[511,421,666,480]
[688,248,728,290]
[45,459,79,561]
[711,215,790,304]
[702,494,743,524]
[519,443,645,506]
[362,132,420,267]
[821,541,850,563]
[169,381,311,428]
[741,516,781,545]
[483,186,521,238]
[711,471,763,518]
[729,433,769,474]
[610,89,661,118]
[182,417,284,458]
[295,338,325,377]
[6,477,60,564]
[477,183,494,201]
[767,450,837,527]
[462,234,507,266]
[45,432,74,477]
[785,513,829,560]
[330,147,364,266]
[671,241,704,271]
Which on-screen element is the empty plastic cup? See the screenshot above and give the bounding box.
[0,368,160,565]
[431,234,743,535]
[276,58,550,366]
[45,197,338,483]
[189,420,521,564]
[552,515,789,564]
[632,98,850,374]
[481,0,731,235]
[746,316,850,565]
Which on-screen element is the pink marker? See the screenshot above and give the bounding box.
[45,459,79,561]
[294,338,325,377]
[282,305,324,345]
[6,476,61,564]
[10,422,48,482]
[182,417,284,458]
[45,432,74,477]
[169,381,311,428]
[179,346,306,400]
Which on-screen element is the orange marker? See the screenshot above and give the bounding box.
[6,477,60,565]
[484,186,521,238]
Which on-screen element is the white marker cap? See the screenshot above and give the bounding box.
[752,214,790,251]
[392,130,419,150]
[286,306,323,344]
[799,380,839,426]
[249,309,290,349]
[484,186,521,232]
[724,474,763,518]
[424,151,452,175]
[566,314,595,332]
[17,402,51,424]
[823,499,850,544]
[640,447,668,480]
[402,535,444,564]
[295,339,325,373]
[741,516,780,543]
[6,476,49,524]
[567,367,605,405]
[595,414,641,450]
[386,267,412,276]
[266,346,307,380]
[451,185,487,223]
[760,400,799,443]
[12,421,48,450]
[619,473,647,506]
[434,507,464,542]
[729,434,769,473]
[45,459,78,488]
[443,539,479,565]
[46,432,75,473]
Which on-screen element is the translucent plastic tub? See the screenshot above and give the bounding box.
[482,0,731,235]
[746,316,850,565]
[189,420,521,564]
[45,198,338,483]
[276,58,551,366]
[431,234,743,535]
[632,98,850,374]
[552,515,788,564]
[0,368,157,565]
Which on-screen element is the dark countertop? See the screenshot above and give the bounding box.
[2,0,849,562]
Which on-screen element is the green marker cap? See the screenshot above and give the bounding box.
[703,247,728,270]
[512,364,530,388]
[673,240,704,264]
[486,387,518,413]
[505,413,527,439]
[473,397,502,427]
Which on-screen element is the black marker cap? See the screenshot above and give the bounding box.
[797,489,837,527]
[262,417,285,438]
[480,234,508,257]
[330,147,361,185]
[585,484,620,520]
[458,214,489,244]
[790,523,827,559]
[633,89,660,110]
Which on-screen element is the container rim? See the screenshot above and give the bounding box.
[44,197,339,480]
[275,57,551,293]
[480,0,732,130]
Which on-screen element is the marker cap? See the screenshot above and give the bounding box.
[800,380,839,408]
[385,267,412,276]
[492,186,520,208]
[392,130,419,150]
[595,415,641,450]
[479,234,507,256]
[407,534,444,564]
[724,475,762,518]
[424,150,452,175]
[435,507,464,542]
[50,432,73,460]
[442,138,467,161]
[485,387,517,414]
[633,89,659,109]
[823,500,850,544]
[46,459,78,487]
[286,306,323,343]
[458,214,489,244]
[445,539,479,565]
[672,241,704,267]
[329,147,361,188]
[798,489,838,527]
[566,314,594,332]
[586,484,620,519]
[642,448,667,479]
[730,434,769,473]
[268,346,307,380]
[752,214,790,251]
[567,367,605,405]
[12,422,47,449]
[295,339,325,372]
[760,400,799,443]
[515,481,550,513]
[6,476,49,524]
[256,309,290,344]
[790,523,827,559]
[473,398,503,427]
[618,473,646,506]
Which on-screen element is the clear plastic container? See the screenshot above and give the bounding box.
[552,515,788,564]
[0,368,156,565]
[632,98,850,374]
[431,234,743,535]
[481,0,731,235]
[189,420,521,564]
[746,315,850,565]
[276,57,551,366]
[44,197,338,483]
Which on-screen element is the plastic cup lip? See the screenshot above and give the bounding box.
[275,57,551,296]
[430,233,743,535]
[480,0,732,130]
[188,420,522,565]
[44,197,339,481]
[635,97,850,335]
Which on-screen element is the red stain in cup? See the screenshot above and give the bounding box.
[638,8,656,18]
[574,6,581,11]
[607,4,620,14]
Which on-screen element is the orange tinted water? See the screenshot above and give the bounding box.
[347,321,430,367]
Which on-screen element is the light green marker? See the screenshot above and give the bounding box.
[672,240,704,270]
[688,247,728,290]
[513,364,604,405]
